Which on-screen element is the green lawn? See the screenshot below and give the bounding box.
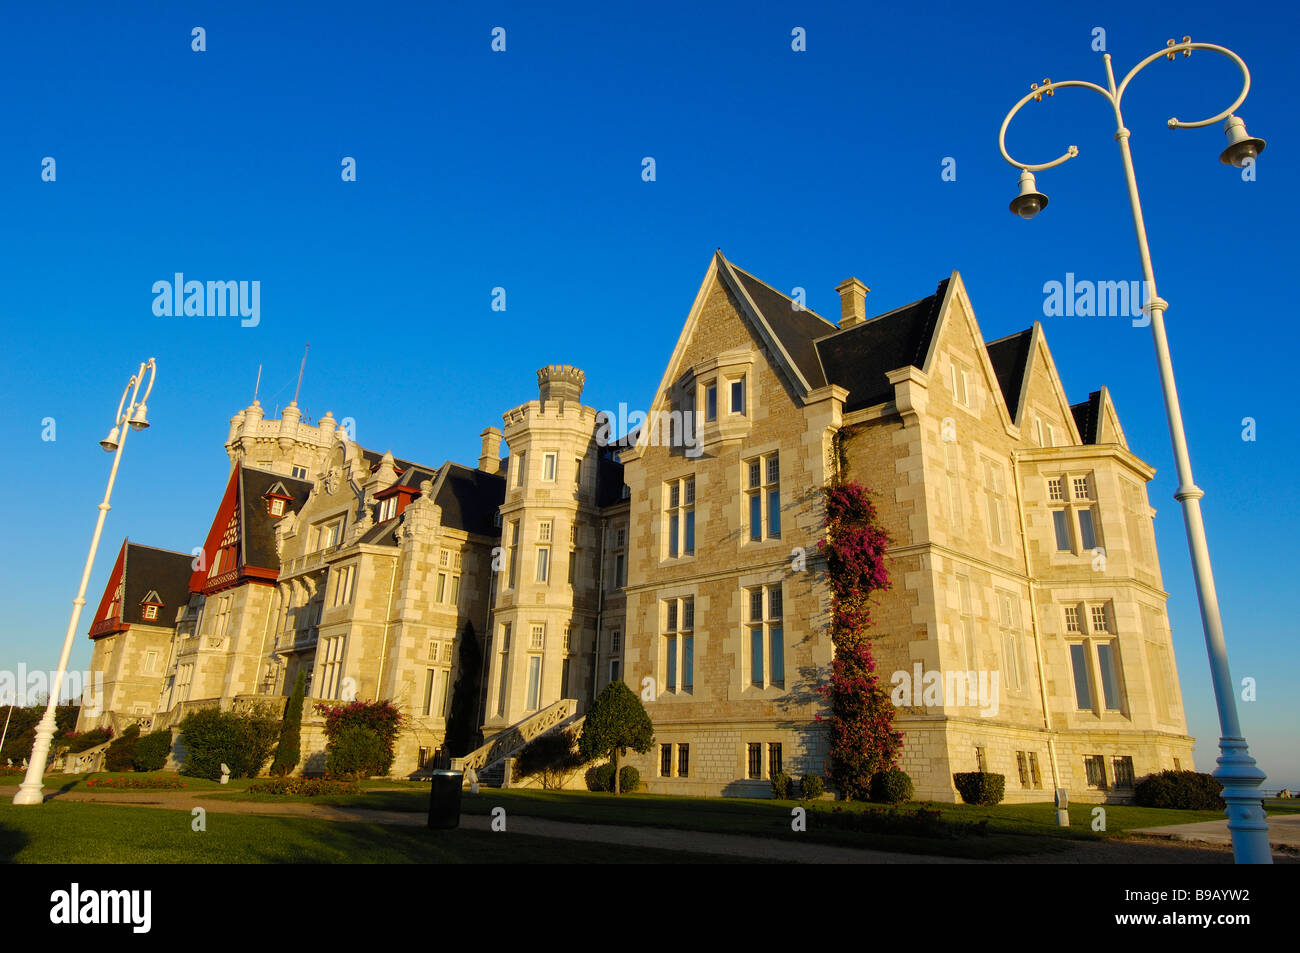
[213,785,1249,859]
[0,800,759,864]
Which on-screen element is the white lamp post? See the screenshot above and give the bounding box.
[997,39,1271,864]
[13,358,157,806]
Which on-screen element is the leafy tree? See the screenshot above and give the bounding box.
[271,671,307,776]
[513,727,582,789]
[443,621,482,757]
[577,681,653,794]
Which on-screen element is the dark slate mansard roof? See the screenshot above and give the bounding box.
[122,544,194,625]
[239,467,315,571]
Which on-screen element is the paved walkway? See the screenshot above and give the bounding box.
[48,789,1292,864]
[1130,813,1300,850]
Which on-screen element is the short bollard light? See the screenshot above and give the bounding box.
[428,769,464,829]
[1055,787,1069,827]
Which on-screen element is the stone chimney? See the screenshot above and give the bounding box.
[537,365,585,405]
[478,427,503,473]
[835,277,870,329]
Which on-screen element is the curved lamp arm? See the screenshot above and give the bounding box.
[998,79,1112,171]
[1115,40,1252,129]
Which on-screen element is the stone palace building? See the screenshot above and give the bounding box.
[77,251,1194,801]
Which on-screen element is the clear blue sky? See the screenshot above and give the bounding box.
[2,0,1295,788]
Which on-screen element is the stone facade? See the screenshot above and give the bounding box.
[82,251,1193,802]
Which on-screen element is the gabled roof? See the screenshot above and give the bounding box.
[1071,391,1103,445]
[723,260,837,391]
[90,541,193,638]
[985,327,1035,425]
[814,280,949,413]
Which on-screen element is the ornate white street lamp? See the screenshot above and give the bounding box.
[13,359,157,806]
[997,39,1271,863]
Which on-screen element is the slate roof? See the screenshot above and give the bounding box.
[812,280,950,413]
[985,328,1035,422]
[239,466,314,571]
[1071,391,1102,445]
[726,263,837,390]
[435,463,506,536]
[122,543,193,626]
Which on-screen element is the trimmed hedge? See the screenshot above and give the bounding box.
[870,767,914,804]
[953,771,1006,806]
[103,724,141,772]
[1133,770,1225,810]
[178,707,280,780]
[133,730,173,772]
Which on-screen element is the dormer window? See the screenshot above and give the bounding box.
[264,481,293,518]
[378,497,397,522]
[140,590,164,622]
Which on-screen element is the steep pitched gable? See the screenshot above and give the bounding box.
[1070,387,1128,448]
[89,541,129,638]
[985,328,1035,425]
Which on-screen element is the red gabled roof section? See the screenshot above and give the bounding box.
[191,464,244,595]
[89,540,130,639]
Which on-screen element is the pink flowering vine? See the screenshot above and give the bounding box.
[816,480,902,800]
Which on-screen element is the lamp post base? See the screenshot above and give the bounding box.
[11,718,55,806]
[1216,736,1272,864]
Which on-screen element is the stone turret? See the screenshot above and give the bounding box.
[537,365,585,406]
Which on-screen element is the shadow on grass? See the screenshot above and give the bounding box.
[0,823,30,863]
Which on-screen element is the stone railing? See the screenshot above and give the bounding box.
[61,740,113,775]
[452,698,578,774]
[283,551,327,576]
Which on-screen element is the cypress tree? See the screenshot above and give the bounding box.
[271,670,307,777]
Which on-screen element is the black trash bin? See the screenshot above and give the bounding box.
[428,770,464,829]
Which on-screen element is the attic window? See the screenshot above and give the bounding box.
[378,497,397,522]
[140,590,164,622]
[264,481,293,518]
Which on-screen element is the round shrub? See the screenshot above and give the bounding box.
[325,725,385,780]
[770,771,792,800]
[1133,770,1224,810]
[585,762,614,792]
[584,762,639,792]
[66,726,113,753]
[133,730,173,772]
[953,771,1006,806]
[800,775,826,800]
[870,767,914,804]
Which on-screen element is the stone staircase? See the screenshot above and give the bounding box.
[451,698,581,788]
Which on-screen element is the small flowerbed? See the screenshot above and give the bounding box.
[87,775,187,790]
[0,766,26,776]
[820,804,990,839]
[247,777,362,797]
